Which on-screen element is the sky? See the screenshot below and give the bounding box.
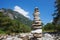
[0,0,55,24]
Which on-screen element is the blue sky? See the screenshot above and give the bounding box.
[0,0,55,24]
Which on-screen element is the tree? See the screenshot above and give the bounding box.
[0,12,31,34]
[0,12,11,31]
[43,23,55,32]
[53,0,60,31]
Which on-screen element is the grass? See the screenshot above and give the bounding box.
[43,30,55,32]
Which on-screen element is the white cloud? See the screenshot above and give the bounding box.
[50,20,53,23]
[14,6,30,18]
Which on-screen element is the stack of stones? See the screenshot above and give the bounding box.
[31,7,42,40]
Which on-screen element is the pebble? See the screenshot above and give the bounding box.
[0,33,60,40]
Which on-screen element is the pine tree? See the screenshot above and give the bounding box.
[53,0,60,31]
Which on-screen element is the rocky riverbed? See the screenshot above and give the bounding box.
[0,33,60,40]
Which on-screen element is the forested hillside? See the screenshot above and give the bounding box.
[0,8,32,27]
[0,8,32,34]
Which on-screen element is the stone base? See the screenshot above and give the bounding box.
[31,29,42,38]
[33,33,42,38]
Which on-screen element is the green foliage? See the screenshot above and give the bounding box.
[6,20,31,33]
[0,11,31,34]
[0,12,10,30]
[6,9,32,27]
[0,30,6,34]
[52,0,60,31]
[56,24,60,31]
[43,23,55,32]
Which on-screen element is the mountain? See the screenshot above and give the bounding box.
[0,8,32,27]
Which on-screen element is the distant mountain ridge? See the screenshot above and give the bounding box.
[0,8,32,27]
